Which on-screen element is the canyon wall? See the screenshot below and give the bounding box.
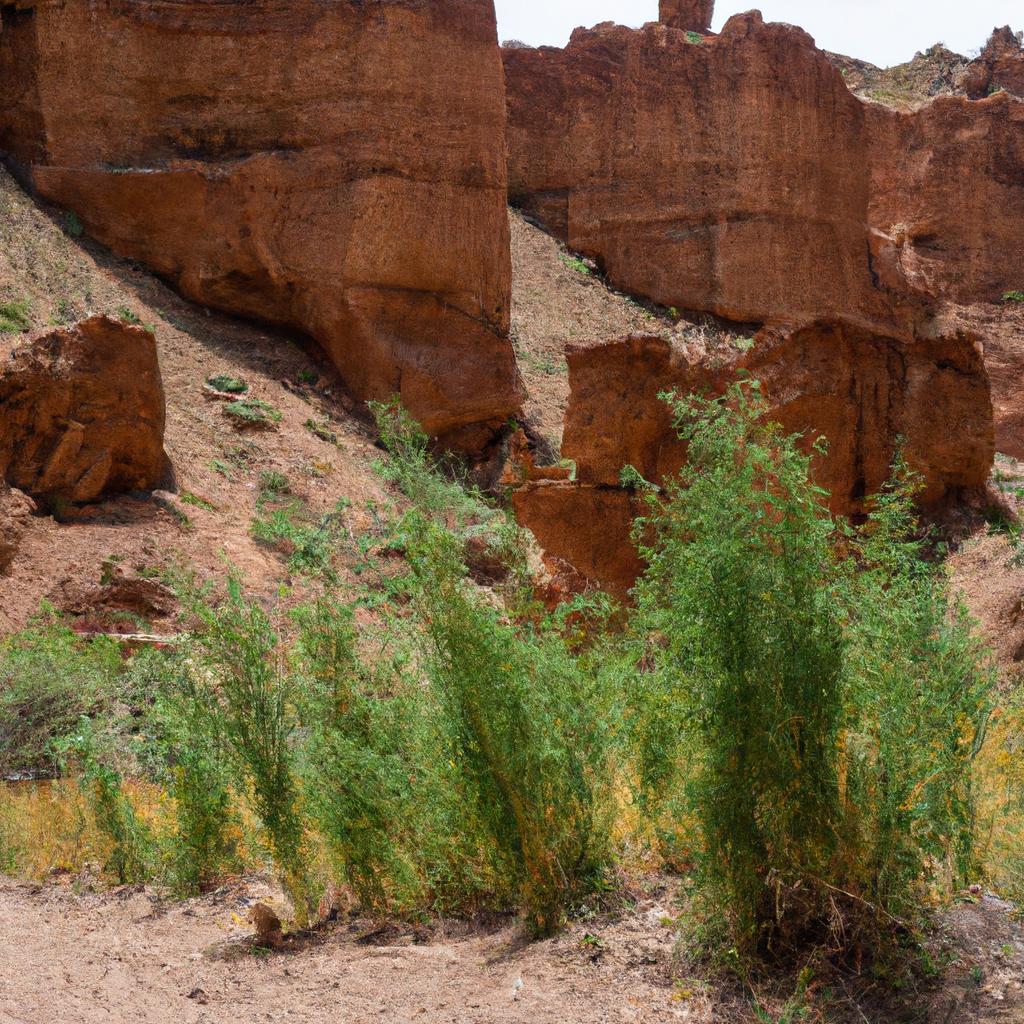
[0,0,521,452]
[504,12,1024,318]
[505,8,1018,595]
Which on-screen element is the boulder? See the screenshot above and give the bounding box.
[0,0,521,452]
[0,316,168,504]
[515,322,994,595]
[0,486,35,573]
[659,0,714,33]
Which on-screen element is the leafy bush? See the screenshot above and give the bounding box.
[140,648,240,893]
[634,383,844,948]
[187,579,310,920]
[1002,290,1024,303]
[207,373,248,394]
[62,720,157,885]
[840,471,994,925]
[258,470,290,498]
[633,383,994,955]
[251,501,345,578]
[558,252,591,275]
[410,520,614,935]
[62,211,84,238]
[293,597,418,910]
[305,418,338,444]
[225,397,282,428]
[0,625,123,778]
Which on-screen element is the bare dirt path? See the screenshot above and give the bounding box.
[2,875,1023,1024]
[0,877,690,1024]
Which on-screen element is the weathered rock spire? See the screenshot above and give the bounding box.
[659,0,714,33]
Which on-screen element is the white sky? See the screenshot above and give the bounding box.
[495,1,1022,68]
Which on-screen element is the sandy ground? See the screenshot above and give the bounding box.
[1,874,1022,1024]
[0,876,692,1024]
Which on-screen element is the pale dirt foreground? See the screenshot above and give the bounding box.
[2,875,1024,1024]
[0,876,692,1024]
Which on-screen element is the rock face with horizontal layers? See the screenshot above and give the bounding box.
[504,12,1024,317]
[505,13,886,327]
[0,316,168,504]
[0,0,521,452]
[866,93,1024,305]
[515,324,995,596]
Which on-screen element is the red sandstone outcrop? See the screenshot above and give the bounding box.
[505,14,888,327]
[867,94,1024,305]
[0,316,168,504]
[515,323,994,596]
[929,303,1024,461]
[659,0,714,33]
[504,13,1024,317]
[0,0,521,452]
[959,27,1024,99]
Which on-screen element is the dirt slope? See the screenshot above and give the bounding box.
[0,165,400,632]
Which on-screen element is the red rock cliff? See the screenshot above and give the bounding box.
[505,13,888,327]
[504,12,1024,316]
[516,323,994,596]
[0,0,521,452]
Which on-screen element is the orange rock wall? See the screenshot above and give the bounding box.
[504,13,1024,316]
[518,322,994,595]
[1,0,521,451]
[505,14,887,327]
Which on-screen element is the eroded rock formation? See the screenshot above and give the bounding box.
[659,0,714,33]
[0,486,34,573]
[0,0,521,451]
[505,14,887,327]
[867,94,1024,305]
[514,322,994,595]
[504,9,1019,594]
[504,13,1024,316]
[0,316,168,504]
[960,27,1024,99]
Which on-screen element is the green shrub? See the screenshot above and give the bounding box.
[140,648,240,893]
[62,211,84,238]
[558,252,591,275]
[258,470,291,499]
[685,30,704,44]
[410,520,613,935]
[840,470,994,925]
[632,383,994,955]
[225,397,281,428]
[251,501,344,578]
[179,491,216,511]
[0,625,123,778]
[207,374,248,395]
[305,418,338,444]
[634,382,844,949]
[60,719,157,885]
[1003,290,1024,304]
[293,597,418,910]
[187,579,310,921]
[0,298,32,334]
[370,398,485,526]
